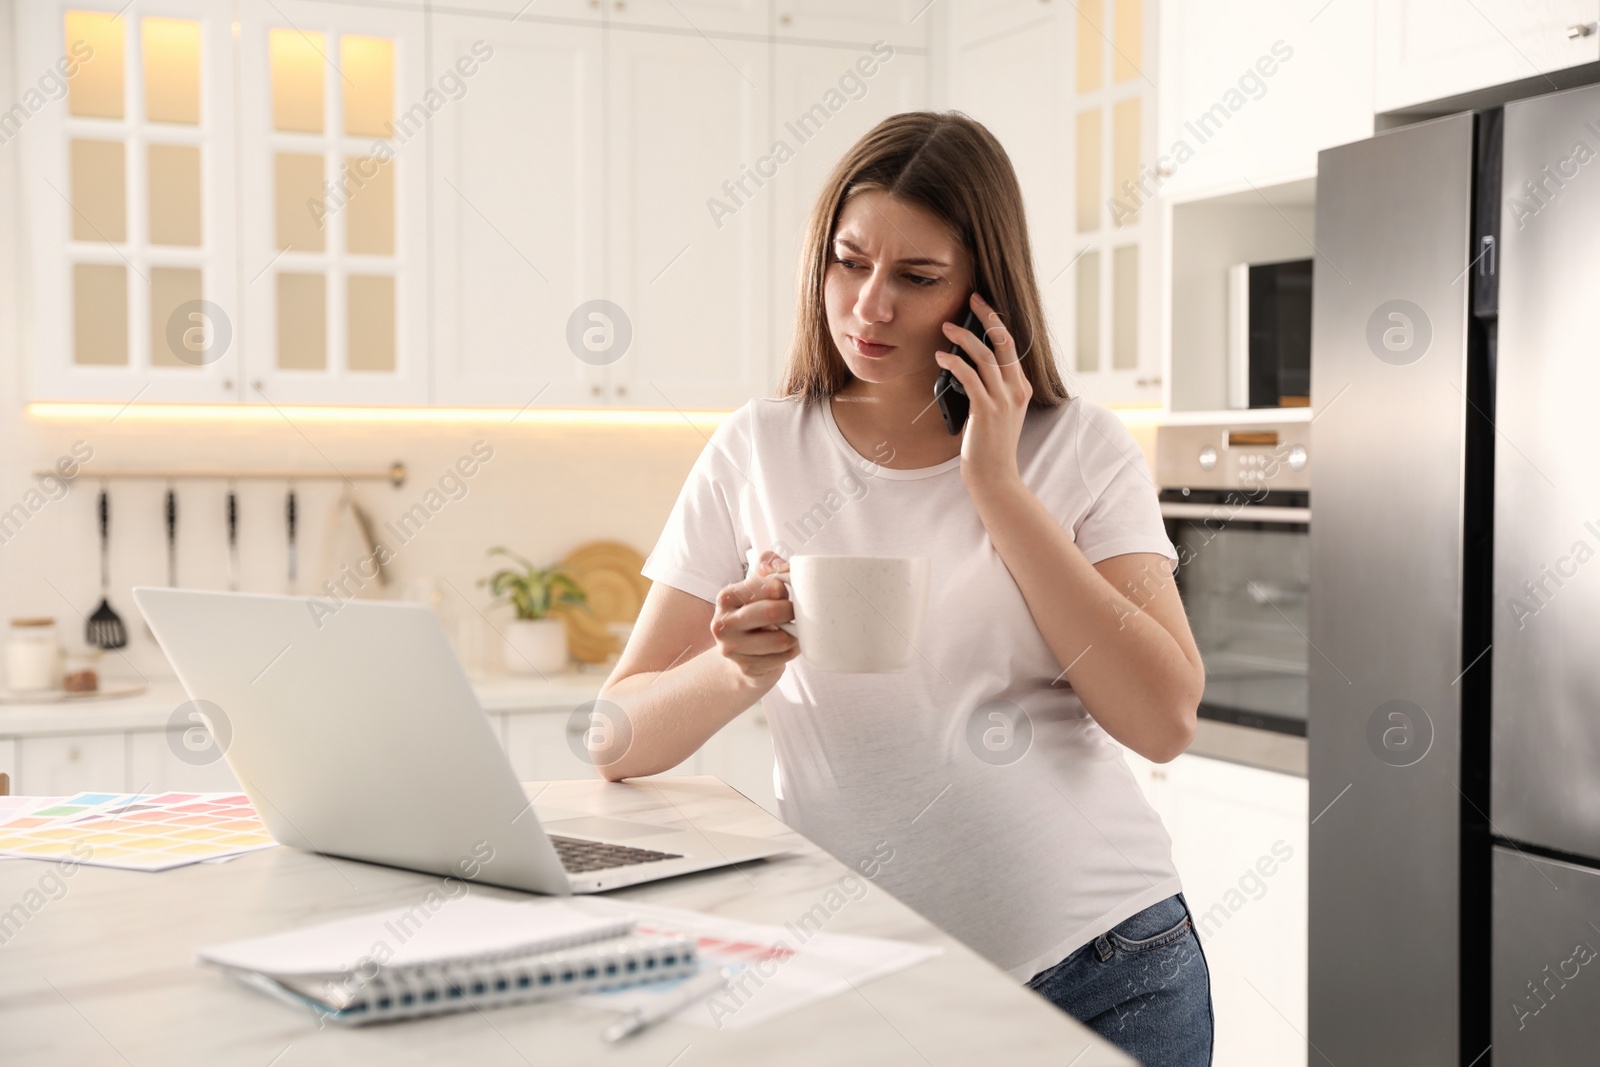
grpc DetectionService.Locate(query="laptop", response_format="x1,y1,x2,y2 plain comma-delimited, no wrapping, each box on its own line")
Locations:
133,587,791,894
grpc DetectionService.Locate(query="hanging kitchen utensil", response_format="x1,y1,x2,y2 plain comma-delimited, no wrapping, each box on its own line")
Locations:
226,483,239,592
165,486,178,587
286,486,298,592
320,485,391,598
347,493,390,589
86,485,127,650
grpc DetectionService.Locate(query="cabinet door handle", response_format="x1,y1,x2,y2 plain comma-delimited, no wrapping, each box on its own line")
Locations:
1567,22,1595,39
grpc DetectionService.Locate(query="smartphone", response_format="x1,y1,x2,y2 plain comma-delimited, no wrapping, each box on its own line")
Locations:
934,306,987,435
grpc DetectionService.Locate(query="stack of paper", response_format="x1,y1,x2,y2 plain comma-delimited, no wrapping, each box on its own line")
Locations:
571,898,943,1030
0,791,278,870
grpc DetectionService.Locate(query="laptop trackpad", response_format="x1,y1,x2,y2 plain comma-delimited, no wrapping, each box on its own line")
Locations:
542,816,674,842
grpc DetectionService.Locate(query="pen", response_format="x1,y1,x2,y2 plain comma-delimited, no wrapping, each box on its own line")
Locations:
601,964,736,1042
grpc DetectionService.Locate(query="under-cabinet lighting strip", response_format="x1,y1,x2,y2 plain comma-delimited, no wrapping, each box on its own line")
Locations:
25,402,731,428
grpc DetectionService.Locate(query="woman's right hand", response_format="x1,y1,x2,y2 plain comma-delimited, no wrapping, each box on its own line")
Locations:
712,550,799,687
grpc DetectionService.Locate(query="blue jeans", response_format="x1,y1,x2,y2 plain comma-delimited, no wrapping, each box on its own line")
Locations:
1025,893,1214,1067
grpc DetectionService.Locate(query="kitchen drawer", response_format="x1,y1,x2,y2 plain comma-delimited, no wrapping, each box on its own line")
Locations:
15,734,127,796
698,709,778,815
502,709,702,784
1125,750,1309,1067
125,730,242,793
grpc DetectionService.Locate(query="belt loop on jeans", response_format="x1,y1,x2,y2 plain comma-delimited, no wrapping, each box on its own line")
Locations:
1094,933,1113,962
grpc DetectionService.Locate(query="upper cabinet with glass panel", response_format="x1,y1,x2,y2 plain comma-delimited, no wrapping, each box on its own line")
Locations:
242,0,423,404
1068,0,1158,404
949,0,1158,409
15,0,421,404
21,1,239,402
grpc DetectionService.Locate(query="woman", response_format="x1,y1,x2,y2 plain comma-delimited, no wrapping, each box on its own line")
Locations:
597,111,1213,1066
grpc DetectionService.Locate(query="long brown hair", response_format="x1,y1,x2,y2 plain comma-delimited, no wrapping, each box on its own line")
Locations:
777,111,1069,406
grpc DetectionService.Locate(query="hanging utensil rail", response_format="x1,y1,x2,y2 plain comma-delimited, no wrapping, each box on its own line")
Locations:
30,464,408,487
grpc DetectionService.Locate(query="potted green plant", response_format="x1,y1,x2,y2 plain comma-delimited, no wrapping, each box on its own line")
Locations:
478,547,590,674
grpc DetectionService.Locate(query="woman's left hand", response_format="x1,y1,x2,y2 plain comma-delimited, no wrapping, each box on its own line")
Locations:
935,291,1032,495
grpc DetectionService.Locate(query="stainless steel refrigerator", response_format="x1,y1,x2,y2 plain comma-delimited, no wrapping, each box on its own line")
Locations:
1310,86,1600,1065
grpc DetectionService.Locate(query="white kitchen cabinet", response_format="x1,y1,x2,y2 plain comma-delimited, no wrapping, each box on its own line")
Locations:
1128,748,1309,1067
18,0,242,404
125,728,242,792
15,0,432,406
431,20,808,411
1155,0,1373,197
503,710,592,784
16,1,933,410
428,15,606,408
1376,0,1600,113
501,708,705,786
943,8,1073,388
603,30,772,410
14,734,127,797
767,41,927,388
428,0,914,44
3,704,775,798
946,0,1165,408
236,0,431,406
773,0,933,47
610,0,768,35
423,0,605,19
948,0,1061,41
699,707,778,814
497,705,778,812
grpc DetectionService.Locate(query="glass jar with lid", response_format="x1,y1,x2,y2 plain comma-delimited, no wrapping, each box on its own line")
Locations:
6,617,63,692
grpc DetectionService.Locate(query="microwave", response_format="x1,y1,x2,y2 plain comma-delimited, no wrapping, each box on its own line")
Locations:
1227,257,1312,409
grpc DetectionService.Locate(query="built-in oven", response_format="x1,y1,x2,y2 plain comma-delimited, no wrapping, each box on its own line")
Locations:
1156,421,1310,736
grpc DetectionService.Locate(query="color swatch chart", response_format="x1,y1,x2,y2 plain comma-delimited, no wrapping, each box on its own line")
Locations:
0,792,279,871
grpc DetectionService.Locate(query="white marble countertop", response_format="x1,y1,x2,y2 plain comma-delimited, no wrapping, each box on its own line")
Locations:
0,775,1133,1066
0,671,610,737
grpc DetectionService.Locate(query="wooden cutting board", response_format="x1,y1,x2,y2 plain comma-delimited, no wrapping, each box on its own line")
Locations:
551,540,651,664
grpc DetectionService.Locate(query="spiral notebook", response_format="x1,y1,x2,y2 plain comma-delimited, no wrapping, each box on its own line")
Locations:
200,897,698,1025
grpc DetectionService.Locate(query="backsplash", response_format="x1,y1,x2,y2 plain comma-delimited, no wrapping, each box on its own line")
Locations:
0,407,711,683
0,396,1157,685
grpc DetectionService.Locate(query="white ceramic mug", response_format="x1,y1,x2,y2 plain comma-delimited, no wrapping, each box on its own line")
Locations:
770,555,931,673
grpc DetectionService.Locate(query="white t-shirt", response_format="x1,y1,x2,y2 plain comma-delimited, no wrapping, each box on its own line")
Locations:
640,393,1183,982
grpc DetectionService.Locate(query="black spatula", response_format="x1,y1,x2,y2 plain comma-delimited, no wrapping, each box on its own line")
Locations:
87,487,126,650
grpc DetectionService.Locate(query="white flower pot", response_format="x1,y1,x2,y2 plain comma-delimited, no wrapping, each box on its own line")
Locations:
504,618,569,675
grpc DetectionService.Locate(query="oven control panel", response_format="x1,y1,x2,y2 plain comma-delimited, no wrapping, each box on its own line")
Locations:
1156,422,1311,492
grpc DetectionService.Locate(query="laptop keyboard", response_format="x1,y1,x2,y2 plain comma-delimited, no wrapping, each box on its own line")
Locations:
548,834,683,873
